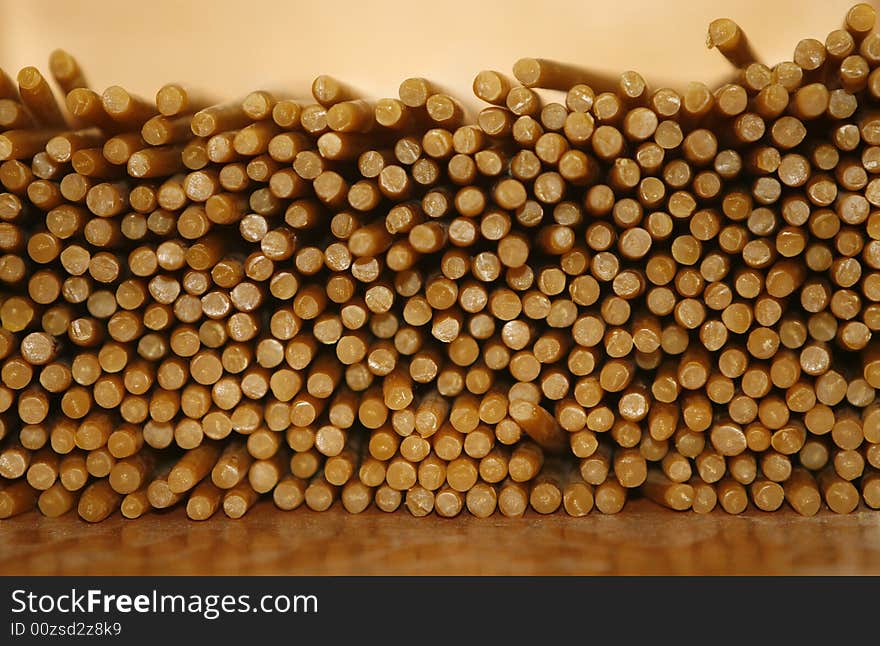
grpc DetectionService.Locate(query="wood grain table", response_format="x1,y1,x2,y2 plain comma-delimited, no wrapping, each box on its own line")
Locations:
2,500,879,575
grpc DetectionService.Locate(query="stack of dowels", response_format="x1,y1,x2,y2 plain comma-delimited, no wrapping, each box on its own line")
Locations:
3,4,880,523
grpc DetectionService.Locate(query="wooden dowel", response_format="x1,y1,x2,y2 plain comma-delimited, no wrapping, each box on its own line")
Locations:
711,477,744,514
508,399,567,451
594,479,627,514
0,68,18,100
690,478,717,514
642,471,694,511
26,448,59,490
0,128,63,161
142,114,192,146
433,485,463,517
496,478,528,517
186,481,223,520
529,459,564,514
403,484,434,517
0,99,35,130
249,452,287,494
223,481,258,518
77,479,121,522
303,472,337,511
513,58,610,92
374,483,402,512
273,475,307,511
784,467,822,516
819,466,860,513
562,467,594,517
17,67,66,127
0,479,38,518
863,470,880,509
119,489,150,519
473,70,511,106
128,145,185,178
64,88,111,130
191,103,250,137
102,86,156,129
37,481,77,517
168,443,221,494
156,83,204,116
707,18,758,67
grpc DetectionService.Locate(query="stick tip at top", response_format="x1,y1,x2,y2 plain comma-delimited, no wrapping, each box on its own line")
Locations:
473,70,508,103
312,75,346,106
16,66,43,90
64,87,92,114
187,497,214,521
512,58,542,87
0,498,15,519
48,49,77,78
846,3,876,34
190,110,216,137
156,84,188,116
398,77,430,108
706,18,740,50
242,91,273,120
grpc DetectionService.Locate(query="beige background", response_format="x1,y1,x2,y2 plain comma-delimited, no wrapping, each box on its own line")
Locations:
0,0,875,109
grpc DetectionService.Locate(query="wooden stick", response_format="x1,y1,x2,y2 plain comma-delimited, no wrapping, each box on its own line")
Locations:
690,479,717,514
119,488,150,519
156,84,205,116
17,67,66,127
37,481,77,518
99,84,153,129
186,481,223,520
819,466,860,513
223,481,258,518
341,479,373,514
594,480,627,514
77,479,121,522
0,480,38,518
191,103,250,137
168,443,221,494
784,467,822,516
863,471,880,509
717,477,748,514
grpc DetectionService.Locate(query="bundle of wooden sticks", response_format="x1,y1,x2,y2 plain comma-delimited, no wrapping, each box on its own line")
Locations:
2,4,880,522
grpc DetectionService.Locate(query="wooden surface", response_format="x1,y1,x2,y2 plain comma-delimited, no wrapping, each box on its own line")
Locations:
2,500,879,575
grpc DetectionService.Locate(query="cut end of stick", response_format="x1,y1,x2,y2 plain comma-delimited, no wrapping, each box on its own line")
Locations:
399,77,430,108
48,50,79,81
126,152,150,178
512,58,542,87
102,86,133,115
706,18,740,50
186,498,215,521
17,66,43,91
846,3,876,35
65,87,94,116
473,70,508,104
242,91,273,120
190,110,217,137
0,136,14,161
45,135,72,162
156,84,188,116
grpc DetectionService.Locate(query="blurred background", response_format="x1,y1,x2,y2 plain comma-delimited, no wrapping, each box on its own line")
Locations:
0,0,872,108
